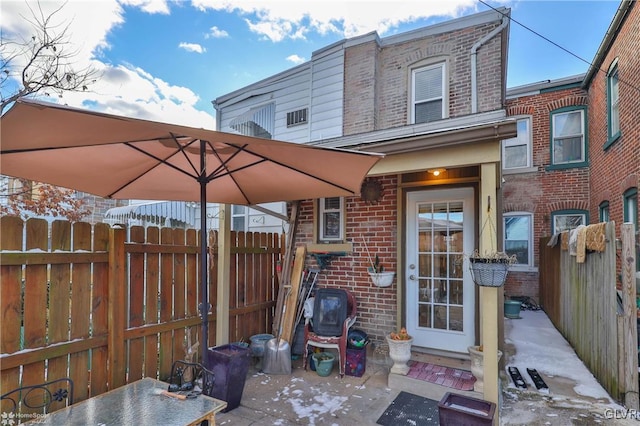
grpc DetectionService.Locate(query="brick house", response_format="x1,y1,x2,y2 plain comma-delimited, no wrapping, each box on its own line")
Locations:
502,0,639,301
502,75,590,300
583,0,638,273
214,7,515,361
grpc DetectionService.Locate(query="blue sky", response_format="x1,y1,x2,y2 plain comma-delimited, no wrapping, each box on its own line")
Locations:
1,1,621,130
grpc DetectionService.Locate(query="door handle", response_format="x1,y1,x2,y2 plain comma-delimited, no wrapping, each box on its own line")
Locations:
409,275,416,281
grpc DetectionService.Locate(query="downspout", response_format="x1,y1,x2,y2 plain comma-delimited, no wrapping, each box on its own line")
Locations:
471,17,509,113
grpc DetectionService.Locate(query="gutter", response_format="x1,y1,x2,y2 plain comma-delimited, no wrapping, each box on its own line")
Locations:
471,16,509,113
582,1,633,88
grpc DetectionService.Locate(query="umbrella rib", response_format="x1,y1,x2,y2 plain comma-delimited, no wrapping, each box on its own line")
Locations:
211,142,359,194
205,141,253,204
102,141,200,198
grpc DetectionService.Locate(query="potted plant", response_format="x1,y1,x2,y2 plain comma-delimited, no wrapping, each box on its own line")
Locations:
467,345,503,393
386,327,413,375
362,237,395,287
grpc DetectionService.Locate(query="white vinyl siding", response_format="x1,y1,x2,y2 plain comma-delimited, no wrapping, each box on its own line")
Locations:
310,49,344,141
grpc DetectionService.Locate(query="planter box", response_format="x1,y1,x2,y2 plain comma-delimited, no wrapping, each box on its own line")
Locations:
438,392,496,425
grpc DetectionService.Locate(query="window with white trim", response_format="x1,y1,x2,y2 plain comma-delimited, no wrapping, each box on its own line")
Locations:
411,63,445,124
319,197,344,241
504,212,533,267
623,188,638,271
232,205,248,231
551,210,587,234
551,108,586,166
502,117,532,170
607,61,620,143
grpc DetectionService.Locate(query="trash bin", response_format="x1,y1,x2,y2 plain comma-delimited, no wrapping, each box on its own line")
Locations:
207,343,251,412
346,329,368,377
438,392,496,425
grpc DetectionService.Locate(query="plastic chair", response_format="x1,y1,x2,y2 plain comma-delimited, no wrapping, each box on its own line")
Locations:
303,289,357,377
1,377,74,414
167,360,215,397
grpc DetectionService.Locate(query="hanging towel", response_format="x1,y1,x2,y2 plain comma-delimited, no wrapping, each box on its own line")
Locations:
585,222,607,252
561,231,570,251
547,232,560,247
576,225,587,263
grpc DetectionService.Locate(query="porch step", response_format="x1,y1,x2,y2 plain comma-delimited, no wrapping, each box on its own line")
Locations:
388,371,482,402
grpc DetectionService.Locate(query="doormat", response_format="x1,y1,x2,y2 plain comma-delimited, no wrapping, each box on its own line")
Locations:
376,391,439,425
406,361,476,391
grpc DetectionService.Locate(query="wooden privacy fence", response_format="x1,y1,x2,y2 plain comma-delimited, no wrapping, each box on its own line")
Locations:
0,216,282,411
539,222,638,407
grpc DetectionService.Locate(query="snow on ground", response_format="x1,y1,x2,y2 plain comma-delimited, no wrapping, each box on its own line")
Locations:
505,309,614,401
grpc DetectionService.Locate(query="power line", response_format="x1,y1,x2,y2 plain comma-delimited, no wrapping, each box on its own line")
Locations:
478,0,640,94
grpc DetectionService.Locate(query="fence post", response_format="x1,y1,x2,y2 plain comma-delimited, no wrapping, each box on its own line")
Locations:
621,223,638,409
108,226,127,389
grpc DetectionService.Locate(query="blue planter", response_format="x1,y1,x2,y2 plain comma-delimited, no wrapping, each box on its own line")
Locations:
504,300,522,319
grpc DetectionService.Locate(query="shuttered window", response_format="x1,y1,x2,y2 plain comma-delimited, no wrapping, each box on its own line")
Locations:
286,108,308,127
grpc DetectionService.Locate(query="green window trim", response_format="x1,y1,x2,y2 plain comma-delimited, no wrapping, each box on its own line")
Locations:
599,201,610,223
606,60,621,148
551,209,589,235
547,106,588,170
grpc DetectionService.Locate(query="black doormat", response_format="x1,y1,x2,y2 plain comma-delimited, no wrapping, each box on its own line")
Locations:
376,391,440,425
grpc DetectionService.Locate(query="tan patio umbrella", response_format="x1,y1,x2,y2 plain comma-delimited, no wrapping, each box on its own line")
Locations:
0,98,383,361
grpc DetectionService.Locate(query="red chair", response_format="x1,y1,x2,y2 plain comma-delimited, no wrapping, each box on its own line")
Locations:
303,289,357,377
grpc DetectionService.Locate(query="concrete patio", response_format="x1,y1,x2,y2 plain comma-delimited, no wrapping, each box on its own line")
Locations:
216,311,638,425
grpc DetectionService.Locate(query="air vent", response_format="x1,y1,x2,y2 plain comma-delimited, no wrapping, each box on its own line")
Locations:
286,108,308,127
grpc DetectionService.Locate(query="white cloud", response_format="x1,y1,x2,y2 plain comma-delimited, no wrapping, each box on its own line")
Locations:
0,0,215,129
179,42,206,53
192,0,479,41
207,26,229,38
286,54,305,65
118,0,171,14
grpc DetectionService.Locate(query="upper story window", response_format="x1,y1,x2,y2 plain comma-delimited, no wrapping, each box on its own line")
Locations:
504,212,533,267
319,197,344,242
411,63,445,124
599,201,610,222
502,117,532,170
232,205,248,231
230,103,275,139
550,107,587,168
551,209,588,234
607,61,620,147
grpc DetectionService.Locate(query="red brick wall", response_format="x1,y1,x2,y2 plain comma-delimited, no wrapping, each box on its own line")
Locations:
503,87,590,301
295,176,398,343
587,2,640,240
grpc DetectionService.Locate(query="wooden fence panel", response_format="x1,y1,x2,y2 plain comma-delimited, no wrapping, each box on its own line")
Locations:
22,219,48,413
539,222,626,403
91,223,109,397
127,226,146,382
0,217,281,411
144,227,160,379
70,222,92,402
48,221,72,413
0,216,23,414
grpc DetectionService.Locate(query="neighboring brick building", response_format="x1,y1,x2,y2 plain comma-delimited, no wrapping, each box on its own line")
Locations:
583,0,639,272
503,75,590,300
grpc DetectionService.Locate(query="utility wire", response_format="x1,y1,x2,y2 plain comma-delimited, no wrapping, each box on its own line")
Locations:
478,0,640,94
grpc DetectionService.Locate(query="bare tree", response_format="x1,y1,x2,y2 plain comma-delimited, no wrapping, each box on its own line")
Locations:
0,1,99,113
1,1,97,220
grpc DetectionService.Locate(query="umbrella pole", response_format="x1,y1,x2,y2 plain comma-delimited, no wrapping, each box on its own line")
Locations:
200,141,209,365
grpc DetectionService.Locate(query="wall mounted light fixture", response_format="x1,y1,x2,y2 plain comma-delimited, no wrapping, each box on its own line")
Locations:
428,169,446,177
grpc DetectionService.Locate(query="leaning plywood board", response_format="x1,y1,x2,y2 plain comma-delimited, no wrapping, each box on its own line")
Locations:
280,245,306,344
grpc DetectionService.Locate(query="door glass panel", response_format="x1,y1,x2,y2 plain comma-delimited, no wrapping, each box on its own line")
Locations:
415,200,464,333
419,304,432,328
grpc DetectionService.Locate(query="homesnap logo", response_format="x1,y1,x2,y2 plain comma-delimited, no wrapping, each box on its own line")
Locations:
1,412,47,425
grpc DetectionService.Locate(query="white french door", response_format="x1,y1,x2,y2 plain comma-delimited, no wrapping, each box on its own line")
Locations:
406,188,475,353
